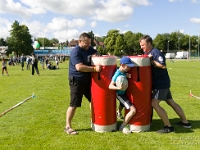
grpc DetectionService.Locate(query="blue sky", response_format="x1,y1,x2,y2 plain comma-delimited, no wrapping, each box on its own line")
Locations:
0,0,200,42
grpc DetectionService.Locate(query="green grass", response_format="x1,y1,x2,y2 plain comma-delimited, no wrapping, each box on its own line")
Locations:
0,59,200,150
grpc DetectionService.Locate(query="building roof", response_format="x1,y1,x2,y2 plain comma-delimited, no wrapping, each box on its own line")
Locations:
68,40,78,47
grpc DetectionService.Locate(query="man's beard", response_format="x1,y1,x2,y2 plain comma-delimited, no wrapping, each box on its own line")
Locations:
82,46,89,50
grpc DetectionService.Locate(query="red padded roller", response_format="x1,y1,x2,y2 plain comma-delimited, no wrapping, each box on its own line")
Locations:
91,56,117,132
125,56,152,132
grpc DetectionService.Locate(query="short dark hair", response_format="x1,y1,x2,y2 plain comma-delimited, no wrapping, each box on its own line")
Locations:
139,35,153,45
79,32,91,40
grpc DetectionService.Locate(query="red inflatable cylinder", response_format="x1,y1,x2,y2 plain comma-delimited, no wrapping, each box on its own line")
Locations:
91,56,117,132
125,56,152,132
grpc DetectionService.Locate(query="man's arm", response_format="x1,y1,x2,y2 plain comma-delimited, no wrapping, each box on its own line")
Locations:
75,63,101,72
148,53,166,69
152,60,166,69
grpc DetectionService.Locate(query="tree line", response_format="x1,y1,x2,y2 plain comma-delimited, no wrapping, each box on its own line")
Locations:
96,30,200,56
0,20,199,56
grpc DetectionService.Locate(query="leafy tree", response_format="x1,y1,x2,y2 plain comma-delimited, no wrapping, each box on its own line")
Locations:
114,34,126,56
97,46,106,55
88,31,95,47
132,32,144,54
96,36,106,42
123,32,143,55
7,20,33,55
104,29,120,55
153,34,166,51
168,32,179,50
36,38,50,48
172,31,185,51
93,36,106,55
0,38,7,46
133,32,144,52
124,31,134,55
50,38,59,46
190,35,198,50
181,35,190,50
179,34,198,51
65,40,69,46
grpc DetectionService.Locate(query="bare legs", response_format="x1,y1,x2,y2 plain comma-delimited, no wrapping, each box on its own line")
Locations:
166,99,188,123
152,98,189,127
121,105,136,126
66,106,77,128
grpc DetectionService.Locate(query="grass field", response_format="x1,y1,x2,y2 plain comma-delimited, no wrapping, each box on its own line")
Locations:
0,59,200,150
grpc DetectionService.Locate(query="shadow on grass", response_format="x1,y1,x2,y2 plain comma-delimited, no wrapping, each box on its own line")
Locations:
117,120,123,129
58,67,69,69
12,74,53,77
35,73,64,76
76,128,93,132
75,120,124,133
150,118,199,133
73,118,198,134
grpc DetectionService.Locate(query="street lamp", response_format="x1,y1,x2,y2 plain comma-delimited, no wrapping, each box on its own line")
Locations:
189,34,190,59
167,40,170,53
198,34,199,59
178,37,180,51
43,38,45,50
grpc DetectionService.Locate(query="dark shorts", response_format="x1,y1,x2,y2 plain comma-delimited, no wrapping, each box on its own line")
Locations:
116,94,133,109
21,62,24,67
152,88,172,101
68,76,91,107
2,66,7,70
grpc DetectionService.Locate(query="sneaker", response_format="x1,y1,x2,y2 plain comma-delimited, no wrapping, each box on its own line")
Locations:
119,125,131,134
174,121,191,128
117,112,124,119
157,126,174,133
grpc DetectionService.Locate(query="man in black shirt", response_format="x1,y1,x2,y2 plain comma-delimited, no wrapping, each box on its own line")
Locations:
140,35,191,133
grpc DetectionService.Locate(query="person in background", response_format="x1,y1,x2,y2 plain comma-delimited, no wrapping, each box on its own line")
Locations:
139,35,191,133
2,58,9,76
55,56,59,69
21,54,25,71
31,53,40,76
41,56,45,69
109,56,136,134
45,57,49,69
26,56,31,70
65,32,101,135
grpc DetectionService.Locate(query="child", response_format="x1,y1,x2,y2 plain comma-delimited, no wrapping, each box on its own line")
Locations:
2,58,9,76
117,102,124,119
109,56,136,134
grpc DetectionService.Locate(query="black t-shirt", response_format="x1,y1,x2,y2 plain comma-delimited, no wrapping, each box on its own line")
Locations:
69,46,97,83
145,48,170,89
